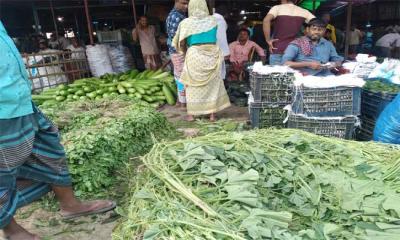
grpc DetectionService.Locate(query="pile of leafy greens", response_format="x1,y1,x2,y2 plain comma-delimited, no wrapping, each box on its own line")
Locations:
40,97,172,198
363,80,400,95
114,129,400,240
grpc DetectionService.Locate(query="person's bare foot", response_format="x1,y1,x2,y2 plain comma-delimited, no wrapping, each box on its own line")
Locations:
180,103,187,110
60,200,115,219
209,113,217,122
3,219,41,240
185,115,195,122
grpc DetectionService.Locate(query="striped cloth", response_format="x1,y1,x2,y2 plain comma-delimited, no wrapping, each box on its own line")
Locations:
0,104,71,228
171,53,186,104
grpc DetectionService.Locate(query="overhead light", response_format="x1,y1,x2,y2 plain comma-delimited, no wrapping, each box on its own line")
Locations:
243,16,247,20
93,32,97,35
240,10,246,15
57,16,64,22
104,23,108,26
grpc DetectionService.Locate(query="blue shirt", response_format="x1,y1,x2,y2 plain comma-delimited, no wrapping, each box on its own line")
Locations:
0,21,33,119
166,8,186,54
281,37,344,76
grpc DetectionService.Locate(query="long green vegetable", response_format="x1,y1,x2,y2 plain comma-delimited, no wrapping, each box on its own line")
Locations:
33,69,178,108
114,129,400,239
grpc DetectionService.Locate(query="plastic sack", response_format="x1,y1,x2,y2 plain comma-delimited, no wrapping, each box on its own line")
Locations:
373,93,400,144
86,44,114,77
369,59,400,84
108,45,135,73
24,52,68,92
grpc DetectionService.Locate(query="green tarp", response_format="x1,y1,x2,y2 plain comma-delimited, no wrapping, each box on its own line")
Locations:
299,0,326,11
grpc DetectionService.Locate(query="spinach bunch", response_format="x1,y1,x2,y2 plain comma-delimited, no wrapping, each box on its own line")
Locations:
115,129,400,240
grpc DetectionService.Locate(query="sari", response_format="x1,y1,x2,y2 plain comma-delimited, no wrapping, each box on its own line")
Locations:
172,0,230,115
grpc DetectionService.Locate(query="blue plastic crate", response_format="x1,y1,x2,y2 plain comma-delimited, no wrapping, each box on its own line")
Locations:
361,89,397,121
288,114,358,140
250,72,294,104
292,86,361,117
250,102,288,129
356,116,376,141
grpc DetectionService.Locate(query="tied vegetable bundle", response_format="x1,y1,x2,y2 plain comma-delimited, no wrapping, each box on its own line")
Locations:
114,129,400,240
32,69,177,108
41,98,172,197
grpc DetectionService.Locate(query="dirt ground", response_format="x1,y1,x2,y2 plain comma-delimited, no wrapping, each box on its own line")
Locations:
0,105,249,240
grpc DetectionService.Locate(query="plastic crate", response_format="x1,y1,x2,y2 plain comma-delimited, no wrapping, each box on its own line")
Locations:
361,89,397,120
356,116,376,141
226,82,250,107
287,114,358,140
250,102,288,129
249,72,294,104
97,30,129,44
292,86,361,117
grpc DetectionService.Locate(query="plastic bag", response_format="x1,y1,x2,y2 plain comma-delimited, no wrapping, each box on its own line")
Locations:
373,93,400,144
108,45,135,73
86,44,114,77
369,59,400,84
24,52,68,91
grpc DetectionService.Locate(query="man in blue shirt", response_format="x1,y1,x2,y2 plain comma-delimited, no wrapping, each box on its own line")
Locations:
0,21,115,240
282,18,344,76
166,0,188,107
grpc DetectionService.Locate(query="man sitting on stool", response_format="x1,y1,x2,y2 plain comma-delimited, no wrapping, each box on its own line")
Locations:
282,18,343,76
228,29,266,81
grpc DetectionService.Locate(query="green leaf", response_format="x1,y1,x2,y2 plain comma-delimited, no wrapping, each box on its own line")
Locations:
266,175,282,187
143,225,161,240
133,189,154,199
383,190,400,217
227,169,259,185
289,192,306,207
225,184,259,207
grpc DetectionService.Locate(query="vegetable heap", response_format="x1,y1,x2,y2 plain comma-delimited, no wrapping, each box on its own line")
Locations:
363,80,400,95
32,69,177,108
114,129,400,240
41,97,172,197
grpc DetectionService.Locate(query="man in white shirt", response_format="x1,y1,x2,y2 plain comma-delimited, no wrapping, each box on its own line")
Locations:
375,30,400,58
48,32,70,50
66,38,86,60
213,6,230,79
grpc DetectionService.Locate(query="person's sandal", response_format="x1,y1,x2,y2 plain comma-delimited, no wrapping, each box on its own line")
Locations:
61,201,116,220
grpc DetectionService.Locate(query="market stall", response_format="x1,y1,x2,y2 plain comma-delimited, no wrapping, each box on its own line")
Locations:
23,50,90,92
247,55,399,143
3,1,400,239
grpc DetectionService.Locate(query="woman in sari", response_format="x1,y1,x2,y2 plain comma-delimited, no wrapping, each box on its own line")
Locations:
172,0,231,122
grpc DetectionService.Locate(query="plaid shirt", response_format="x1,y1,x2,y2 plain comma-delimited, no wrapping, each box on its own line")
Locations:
166,8,186,54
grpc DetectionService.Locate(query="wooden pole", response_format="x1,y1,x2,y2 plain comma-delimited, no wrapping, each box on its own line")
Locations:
131,0,138,26
83,0,94,45
74,13,80,39
208,0,215,13
32,2,41,34
312,0,316,14
344,0,353,59
49,0,59,37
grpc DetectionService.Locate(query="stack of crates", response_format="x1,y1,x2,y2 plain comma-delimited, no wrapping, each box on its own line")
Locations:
288,83,362,140
249,72,294,128
357,89,397,141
